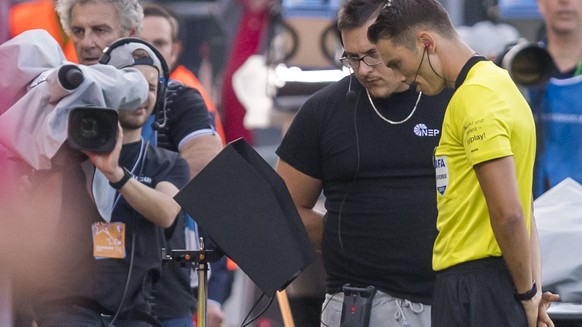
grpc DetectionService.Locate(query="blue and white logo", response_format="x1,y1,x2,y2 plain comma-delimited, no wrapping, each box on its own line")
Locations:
414,123,440,137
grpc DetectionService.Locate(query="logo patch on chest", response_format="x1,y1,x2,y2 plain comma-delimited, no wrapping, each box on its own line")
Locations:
414,123,440,137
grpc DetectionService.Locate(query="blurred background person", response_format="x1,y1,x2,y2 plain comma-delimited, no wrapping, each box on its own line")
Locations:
0,1,8,43
220,0,273,144
140,3,232,327
527,0,582,198
142,2,226,145
55,0,142,65
528,2,582,326
9,0,78,61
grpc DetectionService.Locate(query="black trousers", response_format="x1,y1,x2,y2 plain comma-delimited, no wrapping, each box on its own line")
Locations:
432,256,527,327
34,297,162,327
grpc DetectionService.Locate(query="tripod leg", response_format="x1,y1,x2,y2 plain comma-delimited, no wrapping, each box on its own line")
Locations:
197,263,208,327
276,290,295,327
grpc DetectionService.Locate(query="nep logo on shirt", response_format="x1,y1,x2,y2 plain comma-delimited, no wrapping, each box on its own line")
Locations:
414,123,440,137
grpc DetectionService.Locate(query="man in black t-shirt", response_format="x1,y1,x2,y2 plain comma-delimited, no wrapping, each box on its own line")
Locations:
275,0,452,325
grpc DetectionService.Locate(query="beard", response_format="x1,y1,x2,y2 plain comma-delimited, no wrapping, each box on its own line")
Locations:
118,111,148,130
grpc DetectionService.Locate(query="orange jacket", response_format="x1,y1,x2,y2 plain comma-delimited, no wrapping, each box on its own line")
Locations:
10,0,78,62
170,65,226,144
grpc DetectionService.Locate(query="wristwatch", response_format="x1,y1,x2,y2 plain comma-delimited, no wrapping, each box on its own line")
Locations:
109,167,132,190
514,281,537,301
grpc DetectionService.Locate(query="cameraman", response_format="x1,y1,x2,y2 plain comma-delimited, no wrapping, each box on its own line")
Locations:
55,2,228,326
33,40,189,326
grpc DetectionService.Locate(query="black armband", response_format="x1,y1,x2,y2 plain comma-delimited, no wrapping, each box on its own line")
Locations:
514,281,537,301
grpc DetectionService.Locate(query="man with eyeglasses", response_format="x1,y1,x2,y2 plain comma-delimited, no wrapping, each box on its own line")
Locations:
275,0,452,325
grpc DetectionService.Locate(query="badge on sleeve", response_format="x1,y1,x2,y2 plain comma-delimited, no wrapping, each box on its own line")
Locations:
434,155,449,195
92,222,126,259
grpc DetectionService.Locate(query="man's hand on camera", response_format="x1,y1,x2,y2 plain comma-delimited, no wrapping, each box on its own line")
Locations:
83,124,124,182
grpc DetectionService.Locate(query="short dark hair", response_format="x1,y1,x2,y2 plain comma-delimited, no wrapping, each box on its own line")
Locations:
337,0,385,32
368,0,455,48
142,2,181,42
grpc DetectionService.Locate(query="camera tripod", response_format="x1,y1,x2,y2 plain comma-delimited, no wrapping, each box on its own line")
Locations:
162,237,223,327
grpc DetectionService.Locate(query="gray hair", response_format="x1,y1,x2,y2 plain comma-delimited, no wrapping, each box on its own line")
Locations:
55,0,144,36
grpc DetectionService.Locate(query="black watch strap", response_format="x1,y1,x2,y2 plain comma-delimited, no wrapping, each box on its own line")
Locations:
109,167,132,190
514,281,537,301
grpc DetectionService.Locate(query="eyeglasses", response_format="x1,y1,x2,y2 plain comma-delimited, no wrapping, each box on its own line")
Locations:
339,52,383,69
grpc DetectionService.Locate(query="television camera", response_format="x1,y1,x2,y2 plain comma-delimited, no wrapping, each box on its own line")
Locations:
0,29,148,170
496,38,554,87
58,64,121,154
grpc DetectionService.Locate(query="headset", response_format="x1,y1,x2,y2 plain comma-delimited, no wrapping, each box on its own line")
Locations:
99,37,170,131
419,38,457,84
340,50,357,101
346,71,357,101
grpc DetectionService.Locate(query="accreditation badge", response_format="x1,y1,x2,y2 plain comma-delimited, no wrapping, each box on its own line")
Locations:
92,222,125,259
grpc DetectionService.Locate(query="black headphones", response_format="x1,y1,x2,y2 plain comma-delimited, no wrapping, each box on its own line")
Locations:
99,37,170,130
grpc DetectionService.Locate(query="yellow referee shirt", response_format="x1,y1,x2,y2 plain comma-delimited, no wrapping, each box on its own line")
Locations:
433,60,536,271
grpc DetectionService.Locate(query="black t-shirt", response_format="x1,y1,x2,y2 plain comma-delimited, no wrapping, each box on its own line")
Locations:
33,142,189,316
156,80,215,152
94,140,189,313
276,76,452,304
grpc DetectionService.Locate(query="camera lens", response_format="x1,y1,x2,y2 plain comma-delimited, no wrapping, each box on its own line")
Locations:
499,40,554,86
68,107,118,152
509,46,553,86
79,116,100,140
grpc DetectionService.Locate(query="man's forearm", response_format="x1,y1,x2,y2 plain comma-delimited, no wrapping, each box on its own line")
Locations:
491,211,533,293
180,134,223,178
116,178,182,228
298,207,325,251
